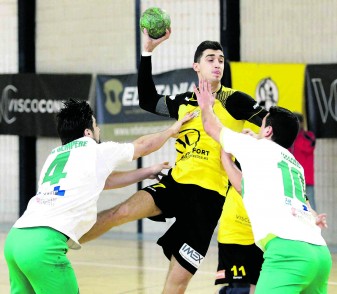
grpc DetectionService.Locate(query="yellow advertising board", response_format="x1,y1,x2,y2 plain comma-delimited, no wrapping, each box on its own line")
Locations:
230,62,306,132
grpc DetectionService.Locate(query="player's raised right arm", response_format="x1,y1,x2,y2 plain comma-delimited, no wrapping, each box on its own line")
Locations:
138,29,171,114
137,54,162,113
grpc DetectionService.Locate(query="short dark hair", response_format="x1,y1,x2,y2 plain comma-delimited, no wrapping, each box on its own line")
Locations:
293,112,303,123
56,99,94,145
193,41,223,63
265,106,299,149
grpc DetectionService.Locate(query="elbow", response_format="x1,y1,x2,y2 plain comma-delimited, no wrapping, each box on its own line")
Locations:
132,144,150,160
138,94,146,110
138,96,145,110
138,93,155,112
139,103,152,113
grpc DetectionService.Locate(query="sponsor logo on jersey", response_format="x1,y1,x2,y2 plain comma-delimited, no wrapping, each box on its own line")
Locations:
184,96,197,102
179,243,204,268
151,183,166,189
236,214,251,224
36,197,56,206
176,128,210,161
54,185,66,196
176,129,200,154
147,183,166,192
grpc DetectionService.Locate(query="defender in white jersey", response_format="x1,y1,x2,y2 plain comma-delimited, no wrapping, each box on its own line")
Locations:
195,79,332,293
4,99,193,294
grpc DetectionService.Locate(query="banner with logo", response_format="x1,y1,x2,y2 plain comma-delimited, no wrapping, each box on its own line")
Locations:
230,62,306,112
0,74,92,137
305,64,337,138
96,68,197,141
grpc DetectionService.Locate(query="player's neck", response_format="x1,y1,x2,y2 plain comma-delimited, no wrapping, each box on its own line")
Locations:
211,83,221,94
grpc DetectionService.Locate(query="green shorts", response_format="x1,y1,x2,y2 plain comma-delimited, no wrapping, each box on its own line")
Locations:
256,237,332,294
4,227,79,294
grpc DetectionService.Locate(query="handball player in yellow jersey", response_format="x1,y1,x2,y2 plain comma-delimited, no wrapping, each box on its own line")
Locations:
80,30,267,293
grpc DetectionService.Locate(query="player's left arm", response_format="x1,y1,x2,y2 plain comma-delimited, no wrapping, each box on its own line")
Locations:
225,91,268,126
132,111,195,159
221,149,242,194
104,162,171,190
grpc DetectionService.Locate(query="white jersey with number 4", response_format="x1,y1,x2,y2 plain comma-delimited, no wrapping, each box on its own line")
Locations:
14,137,134,249
219,128,326,251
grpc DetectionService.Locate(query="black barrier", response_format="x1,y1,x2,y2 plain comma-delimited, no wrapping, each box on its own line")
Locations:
0,74,92,137
96,69,198,141
96,69,197,124
306,64,337,138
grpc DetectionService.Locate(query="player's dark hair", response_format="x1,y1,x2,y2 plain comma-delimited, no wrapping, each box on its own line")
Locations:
56,99,94,145
293,112,303,123
265,106,299,149
194,41,224,62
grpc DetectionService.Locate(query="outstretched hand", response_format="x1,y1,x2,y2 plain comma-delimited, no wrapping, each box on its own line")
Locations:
143,28,171,52
315,213,328,229
147,162,171,181
169,111,196,138
193,79,215,110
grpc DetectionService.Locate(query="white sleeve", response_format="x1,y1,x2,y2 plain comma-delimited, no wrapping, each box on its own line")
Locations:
219,127,255,161
98,141,134,171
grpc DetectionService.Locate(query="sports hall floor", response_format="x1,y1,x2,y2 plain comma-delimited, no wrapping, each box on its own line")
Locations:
1,224,336,293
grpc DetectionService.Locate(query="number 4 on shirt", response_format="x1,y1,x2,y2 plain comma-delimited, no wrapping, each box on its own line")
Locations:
42,151,70,185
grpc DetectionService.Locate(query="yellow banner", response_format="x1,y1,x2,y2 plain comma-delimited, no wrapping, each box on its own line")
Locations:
230,62,306,113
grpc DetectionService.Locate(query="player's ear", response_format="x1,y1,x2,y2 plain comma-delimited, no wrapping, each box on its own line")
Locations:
84,128,92,137
192,62,199,72
264,126,273,138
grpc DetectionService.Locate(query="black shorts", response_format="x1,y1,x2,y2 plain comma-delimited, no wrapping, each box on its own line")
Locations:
142,173,225,275
215,243,264,285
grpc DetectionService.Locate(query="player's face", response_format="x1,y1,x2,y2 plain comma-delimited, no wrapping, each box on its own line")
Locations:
193,49,224,85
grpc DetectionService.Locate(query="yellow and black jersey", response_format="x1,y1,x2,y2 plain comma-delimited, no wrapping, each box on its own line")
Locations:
138,55,267,196
218,186,254,244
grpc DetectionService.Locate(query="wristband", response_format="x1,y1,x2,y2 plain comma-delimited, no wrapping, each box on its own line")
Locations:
142,51,153,57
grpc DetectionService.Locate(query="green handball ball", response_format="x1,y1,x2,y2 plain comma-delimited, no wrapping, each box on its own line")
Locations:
140,7,171,39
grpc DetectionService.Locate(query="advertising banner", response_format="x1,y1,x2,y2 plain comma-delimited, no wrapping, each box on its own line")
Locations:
0,74,92,137
96,68,197,141
230,62,306,132
305,64,337,138
230,62,306,112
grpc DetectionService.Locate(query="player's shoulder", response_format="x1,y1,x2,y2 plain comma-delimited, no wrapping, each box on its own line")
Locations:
226,87,253,99
166,91,198,105
216,86,254,106
221,86,236,95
